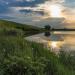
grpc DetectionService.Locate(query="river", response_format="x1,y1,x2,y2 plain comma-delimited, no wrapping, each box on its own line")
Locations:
25,31,75,54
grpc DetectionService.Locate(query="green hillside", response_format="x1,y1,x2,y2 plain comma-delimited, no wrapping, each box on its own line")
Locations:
0,20,75,75
0,20,43,36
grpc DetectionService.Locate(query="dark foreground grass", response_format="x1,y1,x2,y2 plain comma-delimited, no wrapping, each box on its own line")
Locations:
0,36,75,75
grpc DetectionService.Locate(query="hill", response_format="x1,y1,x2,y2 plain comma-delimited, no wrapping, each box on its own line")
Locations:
0,20,43,36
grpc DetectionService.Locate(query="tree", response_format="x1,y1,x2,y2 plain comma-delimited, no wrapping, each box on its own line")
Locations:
44,25,51,30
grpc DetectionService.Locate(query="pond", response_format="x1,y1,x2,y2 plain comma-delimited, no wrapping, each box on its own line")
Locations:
25,31,75,54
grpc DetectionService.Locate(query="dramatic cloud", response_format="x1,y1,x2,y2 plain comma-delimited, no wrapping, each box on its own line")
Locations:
0,0,75,26
16,0,35,2
51,0,65,3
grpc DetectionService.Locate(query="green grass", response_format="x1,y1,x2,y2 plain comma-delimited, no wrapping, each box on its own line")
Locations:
0,20,75,75
0,20,43,36
0,36,75,75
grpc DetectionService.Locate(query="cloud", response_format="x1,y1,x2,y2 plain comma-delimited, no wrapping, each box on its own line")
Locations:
0,0,65,19
51,0,65,3
0,0,75,26
16,0,35,2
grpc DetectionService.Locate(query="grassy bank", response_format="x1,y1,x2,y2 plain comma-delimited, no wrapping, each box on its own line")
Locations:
0,20,43,36
0,36,75,75
0,20,75,75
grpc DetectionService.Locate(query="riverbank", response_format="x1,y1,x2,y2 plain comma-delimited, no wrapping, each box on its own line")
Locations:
0,20,75,75
0,20,43,37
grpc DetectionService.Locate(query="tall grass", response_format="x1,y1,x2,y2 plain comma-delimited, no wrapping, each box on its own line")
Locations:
0,20,75,75
0,35,75,75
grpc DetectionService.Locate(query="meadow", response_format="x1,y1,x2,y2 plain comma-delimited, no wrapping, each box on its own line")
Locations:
0,20,75,75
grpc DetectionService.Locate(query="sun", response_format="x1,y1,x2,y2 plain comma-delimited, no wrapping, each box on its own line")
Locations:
50,4,62,17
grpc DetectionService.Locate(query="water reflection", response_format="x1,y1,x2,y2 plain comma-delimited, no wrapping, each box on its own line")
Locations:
25,31,75,53
44,32,51,37
47,41,65,53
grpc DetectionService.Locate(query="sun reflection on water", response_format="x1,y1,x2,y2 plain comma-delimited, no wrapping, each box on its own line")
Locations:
51,42,58,48
47,41,65,53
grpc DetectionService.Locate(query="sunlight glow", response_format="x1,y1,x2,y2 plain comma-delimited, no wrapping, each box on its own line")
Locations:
51,42,57,48
50,5,62,17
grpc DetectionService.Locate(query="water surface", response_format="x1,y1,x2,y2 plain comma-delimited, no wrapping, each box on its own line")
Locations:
25,31,75,53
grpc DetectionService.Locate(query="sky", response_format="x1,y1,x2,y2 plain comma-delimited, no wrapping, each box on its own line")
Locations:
0,0,75,27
